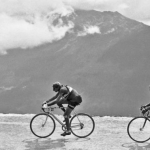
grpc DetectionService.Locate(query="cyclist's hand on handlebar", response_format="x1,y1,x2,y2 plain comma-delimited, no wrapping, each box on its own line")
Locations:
42,101,49,108
42,103,48,109
42,101,47,105
140,105,146,110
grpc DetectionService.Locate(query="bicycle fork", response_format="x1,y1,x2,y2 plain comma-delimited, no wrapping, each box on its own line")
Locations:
42,115,49,127
140,118,147,131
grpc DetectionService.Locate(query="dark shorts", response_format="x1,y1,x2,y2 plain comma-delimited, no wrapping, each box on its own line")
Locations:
68,95,82,109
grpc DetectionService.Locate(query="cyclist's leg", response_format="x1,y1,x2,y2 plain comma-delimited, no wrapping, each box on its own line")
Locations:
64,105,74,131
57,103,65,112
61,105,75,136
57,99,68,112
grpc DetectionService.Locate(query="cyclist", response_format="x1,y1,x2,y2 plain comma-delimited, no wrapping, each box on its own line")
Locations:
141,103,150,115
43,82,82,136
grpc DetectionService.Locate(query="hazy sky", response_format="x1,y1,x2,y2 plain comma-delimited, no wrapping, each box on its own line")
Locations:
64,0,150,25
0,0,149,54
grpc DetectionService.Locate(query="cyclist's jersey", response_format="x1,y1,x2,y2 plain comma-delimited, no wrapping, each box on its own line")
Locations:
59,85,82,104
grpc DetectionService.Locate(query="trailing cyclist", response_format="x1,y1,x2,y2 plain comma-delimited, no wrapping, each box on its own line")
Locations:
141,104,150,115
43,82,82,136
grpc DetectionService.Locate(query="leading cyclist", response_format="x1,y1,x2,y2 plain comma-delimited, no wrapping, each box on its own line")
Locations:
43,82,82,136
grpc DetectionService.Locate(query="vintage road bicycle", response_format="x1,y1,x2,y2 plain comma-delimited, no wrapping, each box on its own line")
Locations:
127,106,150,143
30,105,95,138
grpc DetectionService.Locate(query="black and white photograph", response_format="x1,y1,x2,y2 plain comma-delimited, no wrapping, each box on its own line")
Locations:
0,0,150,149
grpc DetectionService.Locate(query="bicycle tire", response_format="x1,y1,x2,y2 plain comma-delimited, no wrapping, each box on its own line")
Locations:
30,113,56,138
70,113,95,138
127,116,150,143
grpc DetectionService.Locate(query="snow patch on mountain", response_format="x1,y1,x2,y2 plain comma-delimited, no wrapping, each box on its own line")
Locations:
104,28,115,34
77,25,101,36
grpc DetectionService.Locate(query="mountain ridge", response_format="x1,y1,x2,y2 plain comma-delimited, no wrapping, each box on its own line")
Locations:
0,10,150,116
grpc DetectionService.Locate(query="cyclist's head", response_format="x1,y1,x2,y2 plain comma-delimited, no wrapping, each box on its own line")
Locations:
52,82,62,92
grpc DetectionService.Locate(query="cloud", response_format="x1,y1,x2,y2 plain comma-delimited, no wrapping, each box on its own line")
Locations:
0,0,74,54
0,0,66,15
0,13,74,54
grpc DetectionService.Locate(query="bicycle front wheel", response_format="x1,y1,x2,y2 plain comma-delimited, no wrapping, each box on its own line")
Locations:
127,116,150,143
30,113,56,138
70,113,95,138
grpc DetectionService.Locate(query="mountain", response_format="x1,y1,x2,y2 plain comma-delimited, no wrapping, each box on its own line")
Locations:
0,10,150,116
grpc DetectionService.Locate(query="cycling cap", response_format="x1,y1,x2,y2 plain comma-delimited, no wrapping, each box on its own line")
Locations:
52,82,62,89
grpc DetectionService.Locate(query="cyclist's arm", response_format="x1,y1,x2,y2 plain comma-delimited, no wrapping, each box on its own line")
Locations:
55,92,63,103
47,99,57,106
45,88,66,106
46,93,59,103
145,103,150,107
47,92,64,106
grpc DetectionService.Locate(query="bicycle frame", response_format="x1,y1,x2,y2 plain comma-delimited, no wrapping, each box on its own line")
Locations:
49,112,64,126
42,106,81,127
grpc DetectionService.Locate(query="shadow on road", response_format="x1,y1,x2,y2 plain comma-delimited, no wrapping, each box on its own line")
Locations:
23,137,90,150
122,142,150,150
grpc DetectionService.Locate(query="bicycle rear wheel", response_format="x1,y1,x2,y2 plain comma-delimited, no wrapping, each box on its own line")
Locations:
127,116,150,143
70,113,95,138
30,113,56,138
